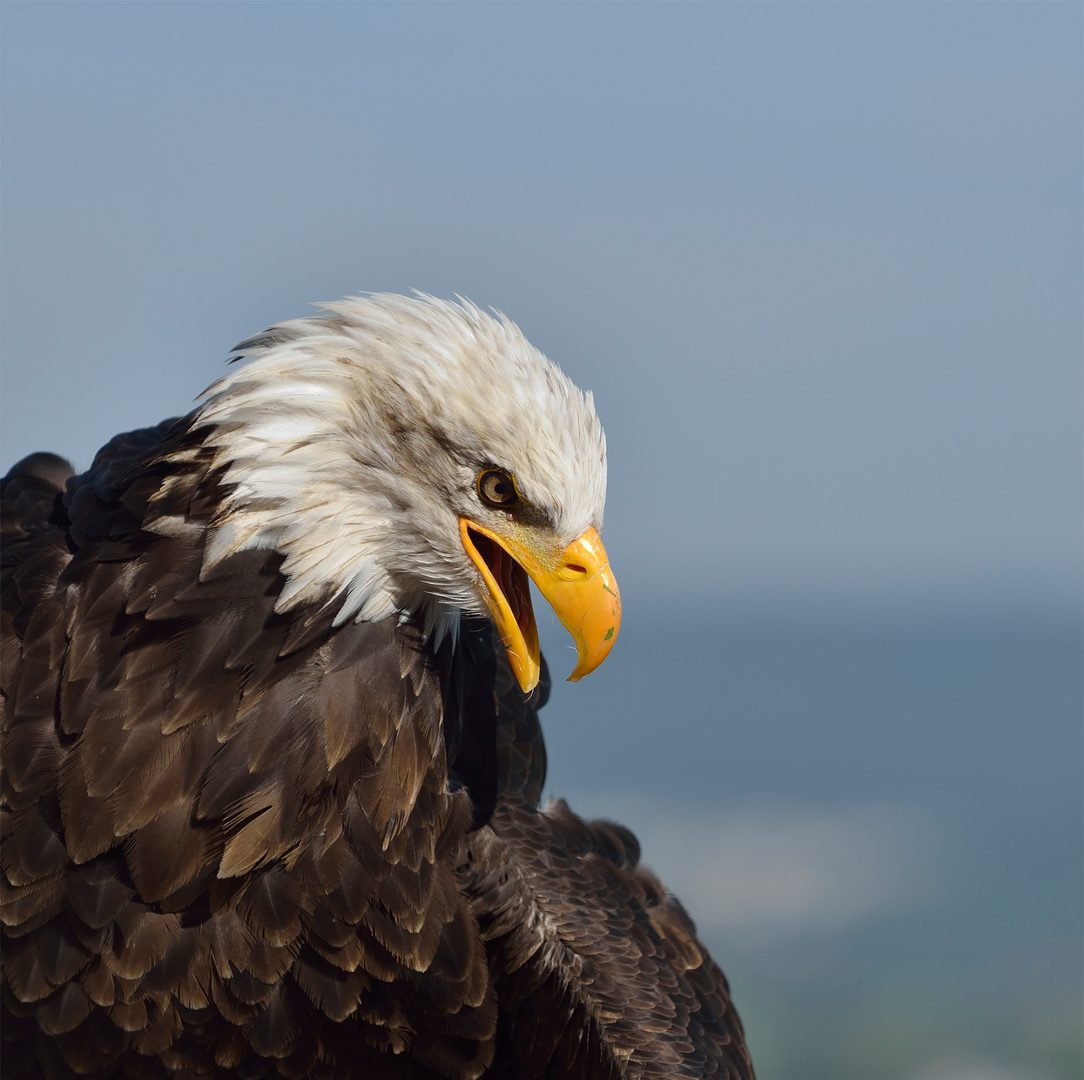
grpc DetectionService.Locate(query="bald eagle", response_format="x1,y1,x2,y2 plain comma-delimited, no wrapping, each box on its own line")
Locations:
1,295,753,1079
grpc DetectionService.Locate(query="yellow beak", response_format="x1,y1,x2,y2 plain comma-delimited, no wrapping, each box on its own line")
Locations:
459,519,621,693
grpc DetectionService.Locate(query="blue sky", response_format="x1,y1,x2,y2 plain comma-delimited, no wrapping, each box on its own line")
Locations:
3,1,1080,614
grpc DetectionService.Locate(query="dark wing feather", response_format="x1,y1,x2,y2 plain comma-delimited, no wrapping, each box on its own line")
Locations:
2,430,494,1079
463,797,754,1079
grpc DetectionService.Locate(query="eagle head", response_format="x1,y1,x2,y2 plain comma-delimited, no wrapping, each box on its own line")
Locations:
189,293,620,692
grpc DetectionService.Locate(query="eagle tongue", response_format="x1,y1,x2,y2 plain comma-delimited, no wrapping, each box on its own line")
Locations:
470,529,532,634
496,544,532,633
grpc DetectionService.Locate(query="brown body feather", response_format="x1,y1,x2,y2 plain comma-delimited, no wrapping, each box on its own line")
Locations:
2,425,754,1078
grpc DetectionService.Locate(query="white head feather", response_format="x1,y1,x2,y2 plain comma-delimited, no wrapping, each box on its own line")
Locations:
180,294,607,637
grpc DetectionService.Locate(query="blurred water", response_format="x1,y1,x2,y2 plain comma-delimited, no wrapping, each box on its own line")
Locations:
536,600,1083,1080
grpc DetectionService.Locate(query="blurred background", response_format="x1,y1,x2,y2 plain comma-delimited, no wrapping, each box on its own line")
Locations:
2,4,1080,1078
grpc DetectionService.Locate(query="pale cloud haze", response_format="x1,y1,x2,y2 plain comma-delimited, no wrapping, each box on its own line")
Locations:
555,796,933,935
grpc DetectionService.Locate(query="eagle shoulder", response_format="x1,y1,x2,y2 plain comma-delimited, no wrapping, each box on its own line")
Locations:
462,799,754,1079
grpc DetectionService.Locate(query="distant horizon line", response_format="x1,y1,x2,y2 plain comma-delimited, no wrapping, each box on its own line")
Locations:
572,582,1083,627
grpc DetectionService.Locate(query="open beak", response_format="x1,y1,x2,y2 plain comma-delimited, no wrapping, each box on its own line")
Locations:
459,519,621,693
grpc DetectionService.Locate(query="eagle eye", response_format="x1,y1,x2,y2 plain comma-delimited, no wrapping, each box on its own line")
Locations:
477,469,520,509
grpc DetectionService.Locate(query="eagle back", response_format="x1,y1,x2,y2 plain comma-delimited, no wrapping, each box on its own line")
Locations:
1,423,544,1079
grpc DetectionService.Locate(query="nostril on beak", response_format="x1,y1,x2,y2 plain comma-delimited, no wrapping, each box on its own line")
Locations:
566,563,587,575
